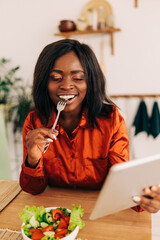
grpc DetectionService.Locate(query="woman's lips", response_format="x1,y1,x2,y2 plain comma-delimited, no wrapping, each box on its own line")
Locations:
58,94,77,103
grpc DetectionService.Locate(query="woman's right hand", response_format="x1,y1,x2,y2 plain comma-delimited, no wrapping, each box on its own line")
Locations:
26,128,58,168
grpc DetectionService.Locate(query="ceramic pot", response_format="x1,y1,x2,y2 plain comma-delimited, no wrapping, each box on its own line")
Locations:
59,20,76,32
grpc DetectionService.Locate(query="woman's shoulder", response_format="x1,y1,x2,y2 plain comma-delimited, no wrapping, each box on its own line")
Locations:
98,104,126,127
26,109,39,120
102,104,119,118
24,109,44,129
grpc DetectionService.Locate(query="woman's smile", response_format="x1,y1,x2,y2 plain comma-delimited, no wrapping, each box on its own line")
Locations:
58,94,78,103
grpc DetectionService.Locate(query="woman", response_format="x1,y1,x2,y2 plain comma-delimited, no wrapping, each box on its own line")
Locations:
20,39,160,213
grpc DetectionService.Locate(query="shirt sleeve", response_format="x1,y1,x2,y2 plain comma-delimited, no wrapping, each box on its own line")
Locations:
108,107,129,165
131,206,144,212
19,113,48,195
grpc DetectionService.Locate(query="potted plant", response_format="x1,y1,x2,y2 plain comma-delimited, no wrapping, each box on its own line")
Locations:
0,57,33,132
9,85,34,133
0,58,21,104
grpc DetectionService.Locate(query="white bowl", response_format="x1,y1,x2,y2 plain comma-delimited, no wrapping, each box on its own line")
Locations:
21,207,79,240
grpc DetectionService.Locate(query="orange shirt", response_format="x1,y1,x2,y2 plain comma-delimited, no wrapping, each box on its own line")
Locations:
20,106,129,195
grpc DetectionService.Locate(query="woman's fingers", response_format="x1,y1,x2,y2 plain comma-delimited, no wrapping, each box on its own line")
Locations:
140,196,160,213
27,128,58,141
143,185,160,200
26,128,59,161
132,184,160,213
26,128,58,147
140,202,159,213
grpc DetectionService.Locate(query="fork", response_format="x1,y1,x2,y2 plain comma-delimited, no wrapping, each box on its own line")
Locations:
52,100,66,130
44,100,66,153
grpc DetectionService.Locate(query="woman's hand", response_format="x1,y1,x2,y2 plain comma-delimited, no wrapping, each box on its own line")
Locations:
132,185,160,213
26,128,58,168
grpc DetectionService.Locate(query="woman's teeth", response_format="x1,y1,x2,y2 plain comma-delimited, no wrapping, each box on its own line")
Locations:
59,95,76,101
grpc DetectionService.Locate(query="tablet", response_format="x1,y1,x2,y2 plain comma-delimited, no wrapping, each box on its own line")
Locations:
90,154,160,220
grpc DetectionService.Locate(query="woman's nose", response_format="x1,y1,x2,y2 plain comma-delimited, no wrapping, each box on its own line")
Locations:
59,77,73,90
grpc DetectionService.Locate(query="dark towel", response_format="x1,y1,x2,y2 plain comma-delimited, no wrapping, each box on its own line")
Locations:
150,101,160,138
133,100,150,136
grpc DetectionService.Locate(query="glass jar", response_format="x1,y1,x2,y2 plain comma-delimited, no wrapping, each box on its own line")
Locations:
76,18,87,31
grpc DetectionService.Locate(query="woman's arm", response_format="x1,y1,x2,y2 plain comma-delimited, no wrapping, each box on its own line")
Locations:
19,113,57,194
108,107,129,165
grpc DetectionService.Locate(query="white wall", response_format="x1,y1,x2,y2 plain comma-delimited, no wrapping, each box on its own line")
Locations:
1,0,160,168
1,0,160,94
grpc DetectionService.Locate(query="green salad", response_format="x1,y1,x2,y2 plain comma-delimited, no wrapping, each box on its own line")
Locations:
19,204,85,240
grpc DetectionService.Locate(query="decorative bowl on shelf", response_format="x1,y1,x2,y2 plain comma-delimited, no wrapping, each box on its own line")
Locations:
58,20,76,32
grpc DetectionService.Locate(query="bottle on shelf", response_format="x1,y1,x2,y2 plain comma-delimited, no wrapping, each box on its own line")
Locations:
86,8,98,31
97,6,106,30
92,8,98,30
86,8,93,30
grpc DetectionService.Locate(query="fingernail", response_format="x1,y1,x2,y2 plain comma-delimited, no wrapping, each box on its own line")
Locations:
52,129,58,133
144,188,151,194
158,184,160,187
151,186,158,191
132,196,141,203
52,134,57,140
46,138,53,142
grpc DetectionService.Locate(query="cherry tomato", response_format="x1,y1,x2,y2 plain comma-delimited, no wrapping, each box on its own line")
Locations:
31,229,45,240
64,216,70,225
52,209,65,222
41,225,54,232
55,228,68,239
57,218,68,229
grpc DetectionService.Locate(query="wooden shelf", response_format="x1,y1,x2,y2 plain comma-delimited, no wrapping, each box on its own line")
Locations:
54,28,121,55
110,94,160,99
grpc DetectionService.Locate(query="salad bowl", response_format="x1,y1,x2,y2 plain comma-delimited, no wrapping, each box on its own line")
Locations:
21,206,81,240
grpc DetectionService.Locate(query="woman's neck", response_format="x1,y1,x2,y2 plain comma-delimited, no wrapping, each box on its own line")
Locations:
59,108,83,137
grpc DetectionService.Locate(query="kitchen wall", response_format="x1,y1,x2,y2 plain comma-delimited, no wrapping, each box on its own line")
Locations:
0,0,160,175
1,0,160,94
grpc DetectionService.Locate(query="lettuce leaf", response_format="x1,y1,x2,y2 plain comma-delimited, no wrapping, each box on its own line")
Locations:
22,225,32,238
19,205,46,224
68,204,85,231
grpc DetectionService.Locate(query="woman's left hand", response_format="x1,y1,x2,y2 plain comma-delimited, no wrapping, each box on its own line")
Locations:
132,184,160,213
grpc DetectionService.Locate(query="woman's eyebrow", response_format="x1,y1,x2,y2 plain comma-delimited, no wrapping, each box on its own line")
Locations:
50,69,62,74
71,70,85,74
50,69,85,74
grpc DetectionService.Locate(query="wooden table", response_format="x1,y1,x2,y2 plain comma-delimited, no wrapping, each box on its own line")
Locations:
0,184,151,240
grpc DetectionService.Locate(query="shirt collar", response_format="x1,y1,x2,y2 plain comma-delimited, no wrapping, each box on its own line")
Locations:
47,107,91,130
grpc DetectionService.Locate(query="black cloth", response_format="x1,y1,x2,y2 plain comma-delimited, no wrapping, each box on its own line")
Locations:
133,100,150,136
150,101,160,138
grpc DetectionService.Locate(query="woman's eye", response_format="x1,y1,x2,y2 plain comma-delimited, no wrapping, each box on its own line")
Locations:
50,76,62,81
73,76,85,81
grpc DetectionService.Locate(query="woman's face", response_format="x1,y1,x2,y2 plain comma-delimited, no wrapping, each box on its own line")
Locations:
48,51,87,114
